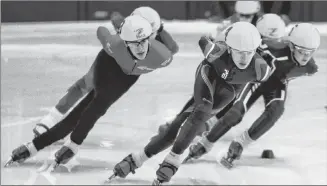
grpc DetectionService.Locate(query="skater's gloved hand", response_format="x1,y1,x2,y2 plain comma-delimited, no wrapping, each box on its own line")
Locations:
279,14,291,26
110,12,125,32
157,22,164,33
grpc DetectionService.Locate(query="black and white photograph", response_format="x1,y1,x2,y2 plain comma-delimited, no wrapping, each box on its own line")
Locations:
1,1,326,185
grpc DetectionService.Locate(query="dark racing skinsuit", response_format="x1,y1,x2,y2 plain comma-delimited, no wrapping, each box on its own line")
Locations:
205,42,318,144
53,26,178,115
32,27,174,150
141,36,271,160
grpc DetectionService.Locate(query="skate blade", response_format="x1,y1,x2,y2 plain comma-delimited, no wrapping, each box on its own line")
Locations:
45,162,59,173
182,156,192,164
4,157,13,167
220,157,233,169
152,179,162,186
106,173,117,182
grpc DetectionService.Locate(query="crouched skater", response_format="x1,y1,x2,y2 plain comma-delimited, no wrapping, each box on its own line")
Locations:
5,15,176,171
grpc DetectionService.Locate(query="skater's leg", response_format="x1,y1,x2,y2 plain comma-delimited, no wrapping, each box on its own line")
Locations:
222,81,287,168
247,82,287,140
155,64,235,183
113,98,194,178
183,82,262,162
34,60,95,135
32,89,96,151
206,82,262,142
54,50,140,165
69,76,139,145
5,90,95,166
144,111,191,158
32,50,112,150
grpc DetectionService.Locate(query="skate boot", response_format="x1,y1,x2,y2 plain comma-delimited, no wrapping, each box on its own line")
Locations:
183,132,214,164
111,154,138,180
108,150,150,181
49,140,79,171
153,152,180,185
107,149,149,182
153,160,178,185
220,141,243,169
4,142,37,167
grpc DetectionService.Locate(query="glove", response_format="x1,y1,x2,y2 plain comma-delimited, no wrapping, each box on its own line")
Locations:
157,22,164,33
110,11,125,32
280,14,291,26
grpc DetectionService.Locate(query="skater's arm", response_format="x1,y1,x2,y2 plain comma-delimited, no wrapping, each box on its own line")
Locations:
97,26,115,55
305,59,319,75
254,53,272,82
287,58,318,79
155,26,179,55
69,55,119,145
199,36,227,63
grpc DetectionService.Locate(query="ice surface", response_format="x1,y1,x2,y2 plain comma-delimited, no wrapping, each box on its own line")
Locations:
1,21,327,185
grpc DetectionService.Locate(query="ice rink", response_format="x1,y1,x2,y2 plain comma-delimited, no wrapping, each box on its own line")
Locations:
1,21,327,185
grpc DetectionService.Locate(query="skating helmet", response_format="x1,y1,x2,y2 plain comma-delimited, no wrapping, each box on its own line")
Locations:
119,15,152,42
225,22,262,69
119,15,152,60
287,23,320,65
235,1,261,15
131,6,161,33
256,13,286,39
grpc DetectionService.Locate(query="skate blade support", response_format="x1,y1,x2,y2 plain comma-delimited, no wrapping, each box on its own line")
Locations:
4,157,14,167
46,161,60,172
182,155,192,164
220,157,233,169
104,170,120,184
105,172,117,183
152,179,163,186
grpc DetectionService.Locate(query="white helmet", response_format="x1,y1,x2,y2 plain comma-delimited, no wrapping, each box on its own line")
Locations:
288,23,320,49
256,14,286,39
131,6,161,33
225,22,262,51
119,15,152,42
235,1,261,15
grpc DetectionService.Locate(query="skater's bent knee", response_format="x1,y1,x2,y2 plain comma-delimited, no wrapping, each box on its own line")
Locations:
224,107,244,127
266,101,285,117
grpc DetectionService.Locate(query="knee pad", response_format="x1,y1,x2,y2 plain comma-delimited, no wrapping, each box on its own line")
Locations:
156,113,189,141
191,99,213,123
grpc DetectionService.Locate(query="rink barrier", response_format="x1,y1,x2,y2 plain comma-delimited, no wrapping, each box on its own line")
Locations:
2,20,327,36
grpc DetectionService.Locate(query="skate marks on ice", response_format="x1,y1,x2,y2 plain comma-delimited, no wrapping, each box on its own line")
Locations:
212,151,319,185
2,157,114,185
184,154,288,168
182,152,303,185
2,157,113,174
104,177,218,185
